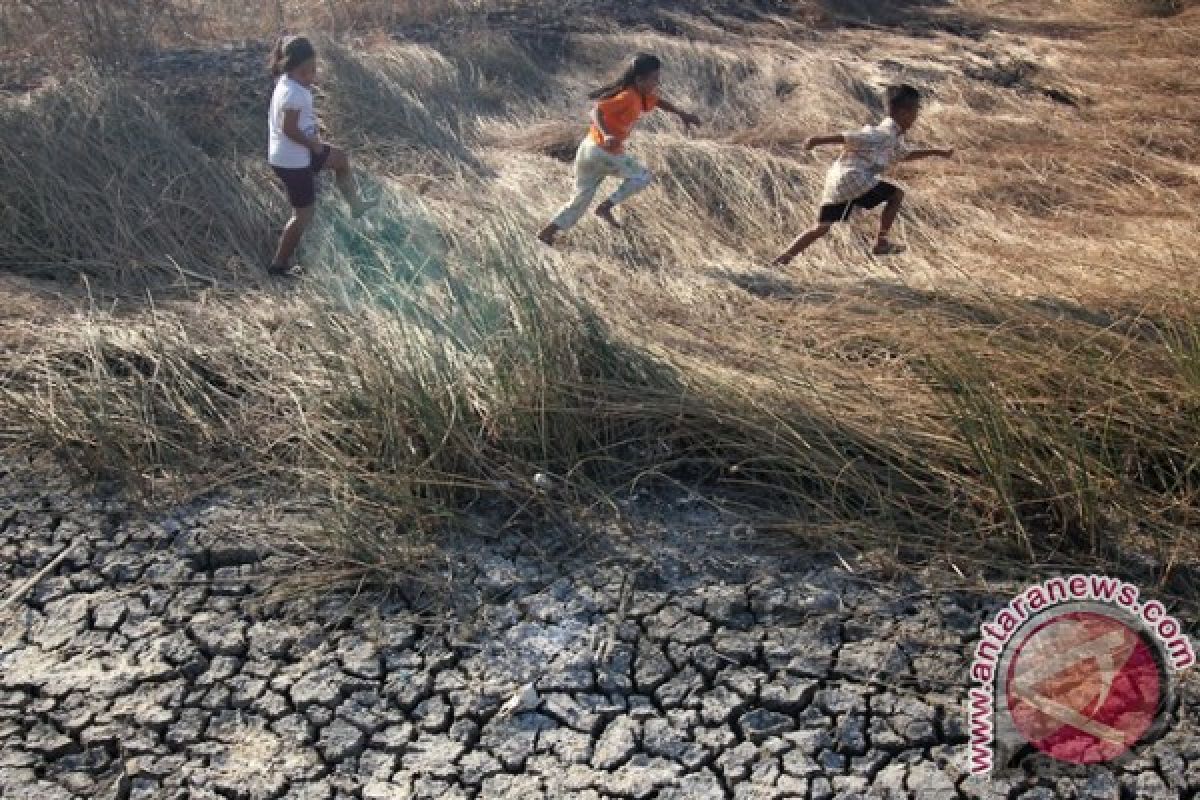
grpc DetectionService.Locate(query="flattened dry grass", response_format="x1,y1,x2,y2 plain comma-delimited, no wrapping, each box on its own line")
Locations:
2,0,1199,600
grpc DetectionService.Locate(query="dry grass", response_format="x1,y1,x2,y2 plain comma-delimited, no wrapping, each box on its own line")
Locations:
0,1,532,60
0,73,275,284
2,0,1198,601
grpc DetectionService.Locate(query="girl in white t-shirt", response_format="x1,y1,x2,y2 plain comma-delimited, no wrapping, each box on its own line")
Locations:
267,36,375,276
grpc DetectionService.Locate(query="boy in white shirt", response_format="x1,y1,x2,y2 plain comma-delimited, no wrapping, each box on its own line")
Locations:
773,84,954,264
267,36,374,276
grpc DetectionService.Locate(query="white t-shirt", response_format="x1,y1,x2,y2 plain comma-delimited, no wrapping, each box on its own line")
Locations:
821,117,911,205
268,76,318,169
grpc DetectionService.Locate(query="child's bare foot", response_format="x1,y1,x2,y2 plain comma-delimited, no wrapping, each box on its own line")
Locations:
537,223,559,246
872,238,906,256
594,201,622,230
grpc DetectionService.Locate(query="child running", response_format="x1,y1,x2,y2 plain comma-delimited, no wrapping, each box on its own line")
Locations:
773,84,953,265
537,53,701,246
267,35,375,277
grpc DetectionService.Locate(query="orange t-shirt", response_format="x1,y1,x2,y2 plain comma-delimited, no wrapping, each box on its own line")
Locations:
589,88,659,154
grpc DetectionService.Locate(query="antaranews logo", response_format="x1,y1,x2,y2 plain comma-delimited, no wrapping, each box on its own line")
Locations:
967,575,1195,775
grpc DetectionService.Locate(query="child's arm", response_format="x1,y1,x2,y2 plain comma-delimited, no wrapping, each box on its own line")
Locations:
589,106,619,149
901,147,955,162
656,96,702,129
804,135,846,150
282,109,323,155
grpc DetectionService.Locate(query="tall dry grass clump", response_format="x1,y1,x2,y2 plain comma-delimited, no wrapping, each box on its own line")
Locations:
918,308,1200,567
0,181,693,569
317,41,478,172
8,259,1196,585
0,72,276,284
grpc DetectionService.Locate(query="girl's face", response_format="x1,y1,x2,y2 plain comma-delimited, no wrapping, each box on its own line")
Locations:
635,69,661,95
292,58,317,87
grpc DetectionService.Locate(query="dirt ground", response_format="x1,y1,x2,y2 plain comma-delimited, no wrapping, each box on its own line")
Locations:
1,455,1197,799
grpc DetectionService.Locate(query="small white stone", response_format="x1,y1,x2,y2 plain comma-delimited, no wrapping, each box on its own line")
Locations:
496,683,540,718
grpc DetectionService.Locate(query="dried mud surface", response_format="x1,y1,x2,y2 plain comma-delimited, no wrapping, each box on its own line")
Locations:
1,459,1196,800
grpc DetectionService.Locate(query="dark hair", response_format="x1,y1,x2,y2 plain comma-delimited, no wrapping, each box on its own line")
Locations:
589,53,663,101
885,84,920,115
270,35,316,78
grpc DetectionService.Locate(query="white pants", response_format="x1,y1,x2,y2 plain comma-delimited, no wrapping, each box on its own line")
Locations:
551,139,654,230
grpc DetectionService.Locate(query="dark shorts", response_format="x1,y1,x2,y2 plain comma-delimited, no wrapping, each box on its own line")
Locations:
272,145,332,209
818,181,899,224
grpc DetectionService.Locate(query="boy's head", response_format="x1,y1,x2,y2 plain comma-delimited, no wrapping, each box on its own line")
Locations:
885,84,921,130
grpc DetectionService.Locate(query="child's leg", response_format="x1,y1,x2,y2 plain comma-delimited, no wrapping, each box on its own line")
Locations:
773,224,832,266
325,147,375,217
873,187,905,253
540,142,609,243
548,180,602,232
596,155,653,228
271,205,315,272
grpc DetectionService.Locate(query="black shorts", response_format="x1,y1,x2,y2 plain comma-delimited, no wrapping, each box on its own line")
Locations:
272,145,331,209
818,181,899,224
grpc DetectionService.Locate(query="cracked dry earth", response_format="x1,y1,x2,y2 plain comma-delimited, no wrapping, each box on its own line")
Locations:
1,462,1197,800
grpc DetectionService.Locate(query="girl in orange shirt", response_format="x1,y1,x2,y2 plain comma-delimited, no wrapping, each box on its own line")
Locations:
538,53,701,245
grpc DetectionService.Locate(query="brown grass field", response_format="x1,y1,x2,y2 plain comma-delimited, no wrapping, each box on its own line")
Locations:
0,0,1197,603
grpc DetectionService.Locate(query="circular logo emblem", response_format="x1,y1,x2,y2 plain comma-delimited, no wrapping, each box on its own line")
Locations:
1004,609,1163,764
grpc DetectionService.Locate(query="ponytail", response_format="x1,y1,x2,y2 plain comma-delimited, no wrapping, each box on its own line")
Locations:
589,52,662,101
269,37,286,78
270,35,316,79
